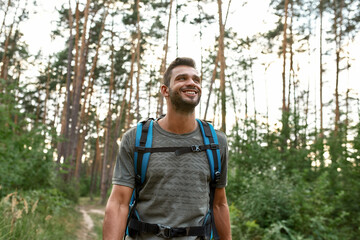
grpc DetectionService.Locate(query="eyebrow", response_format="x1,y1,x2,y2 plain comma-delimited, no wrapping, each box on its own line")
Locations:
175,73,201,81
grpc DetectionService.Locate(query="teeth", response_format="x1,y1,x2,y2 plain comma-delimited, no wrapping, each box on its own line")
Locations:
184,91,196,95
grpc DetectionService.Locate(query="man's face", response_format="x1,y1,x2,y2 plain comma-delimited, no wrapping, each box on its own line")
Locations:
167,65,202,113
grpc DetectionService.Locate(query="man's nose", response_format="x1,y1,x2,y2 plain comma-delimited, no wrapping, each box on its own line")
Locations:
185,77,199,86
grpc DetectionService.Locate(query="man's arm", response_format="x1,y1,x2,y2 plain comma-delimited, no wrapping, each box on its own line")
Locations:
103,185,133,240
213,187,232,240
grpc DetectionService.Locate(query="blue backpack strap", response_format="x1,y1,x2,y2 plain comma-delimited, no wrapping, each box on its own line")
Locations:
134,119,154,185
126,119,154,239
196,119,221,240
196,119,221,182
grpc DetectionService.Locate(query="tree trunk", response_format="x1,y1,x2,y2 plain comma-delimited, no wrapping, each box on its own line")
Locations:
135,0,141,121
90,118,102,200
43,60,51,125
75,9,108,180
74,1,80,82
334,0,344,135
67,0,91,181
204,52,219,120
57,0,74,170
100,23,116,205
282,0,289,113
126,43,136,129
157,0,173,117
319,0,324,135
0,21,14,80
217,0,226,132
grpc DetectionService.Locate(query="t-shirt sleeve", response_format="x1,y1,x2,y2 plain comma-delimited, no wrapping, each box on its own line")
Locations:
112,127,137,188
216,130,228,188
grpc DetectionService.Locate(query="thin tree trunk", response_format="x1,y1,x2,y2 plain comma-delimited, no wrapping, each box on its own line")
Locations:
74,1,80,82
43,60,51,125
126,43,136,129
334,0,344,135
100,25,116,205
108,68,132,183
57,0,74,169
135,0,141,121
204,52,219,120
67,0,91,181
175,0,179,57
217,0,226,132
157,0,173,117
282,0,289,113
281,0,290,152
319,0,324,135
249,57,257,136
287,0,294,112
90,118,102,200
75,10,108,179
0,22,14,80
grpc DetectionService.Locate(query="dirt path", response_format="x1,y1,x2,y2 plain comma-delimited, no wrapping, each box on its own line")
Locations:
76,198,105,240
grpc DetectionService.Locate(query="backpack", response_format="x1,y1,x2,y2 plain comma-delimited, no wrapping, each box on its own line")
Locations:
125,118,221,239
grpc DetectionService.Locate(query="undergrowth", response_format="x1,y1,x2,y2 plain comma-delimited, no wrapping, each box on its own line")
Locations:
0,189,81,240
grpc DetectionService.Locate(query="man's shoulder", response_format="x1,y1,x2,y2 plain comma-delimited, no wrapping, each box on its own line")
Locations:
121,125,137,144
215,129,227,146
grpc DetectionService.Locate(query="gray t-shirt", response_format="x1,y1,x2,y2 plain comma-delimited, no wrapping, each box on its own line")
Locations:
112,121,228,240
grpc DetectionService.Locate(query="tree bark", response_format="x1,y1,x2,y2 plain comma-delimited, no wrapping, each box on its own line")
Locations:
43,60,51,125
75,9,108,180
67,0,91,181
319,0,324,135
135,0,141,121
217,0,226,132
157,0,173,117
334,0,344,135
126,43,136,129
90,117,102,200
57,0,74,170
204,52,220,120
282,0,289,113
100,22,116,205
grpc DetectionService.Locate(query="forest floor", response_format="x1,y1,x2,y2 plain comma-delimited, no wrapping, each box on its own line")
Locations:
76,197,105,240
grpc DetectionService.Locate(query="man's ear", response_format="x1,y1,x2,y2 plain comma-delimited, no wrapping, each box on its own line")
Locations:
160,84,169,97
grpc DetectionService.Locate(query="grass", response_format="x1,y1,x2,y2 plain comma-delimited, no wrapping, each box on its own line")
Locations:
0,190,82,240
89,213,104,240
78,196,105,240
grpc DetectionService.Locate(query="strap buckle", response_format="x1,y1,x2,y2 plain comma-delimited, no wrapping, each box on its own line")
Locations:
156,224,172,238
214,171,221,183
210,143,218,150
191,145,201,152
136,146,146,152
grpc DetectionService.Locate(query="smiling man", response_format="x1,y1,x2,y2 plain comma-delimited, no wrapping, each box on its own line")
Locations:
103,57,231,240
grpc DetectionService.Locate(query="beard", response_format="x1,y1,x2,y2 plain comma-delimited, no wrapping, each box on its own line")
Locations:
168,86,201,113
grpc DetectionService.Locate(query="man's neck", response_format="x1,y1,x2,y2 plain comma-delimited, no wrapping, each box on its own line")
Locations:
158,109,197,134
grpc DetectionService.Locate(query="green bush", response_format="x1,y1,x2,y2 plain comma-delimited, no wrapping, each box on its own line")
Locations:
0,189,81,239
0,90,55,197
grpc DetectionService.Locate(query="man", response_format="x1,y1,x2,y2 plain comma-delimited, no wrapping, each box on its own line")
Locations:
103,57,231,240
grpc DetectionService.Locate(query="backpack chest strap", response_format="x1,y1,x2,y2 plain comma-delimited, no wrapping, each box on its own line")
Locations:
135,143,219,156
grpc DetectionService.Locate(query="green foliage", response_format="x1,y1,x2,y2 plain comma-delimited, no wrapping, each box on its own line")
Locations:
228,114,360,240
0,87,55,197
0,189,80,239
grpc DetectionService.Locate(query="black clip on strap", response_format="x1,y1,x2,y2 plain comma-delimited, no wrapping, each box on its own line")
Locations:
156,224,172,238
191,145,202,152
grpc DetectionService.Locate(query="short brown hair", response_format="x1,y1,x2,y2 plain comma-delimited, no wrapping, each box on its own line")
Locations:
163,57,196,87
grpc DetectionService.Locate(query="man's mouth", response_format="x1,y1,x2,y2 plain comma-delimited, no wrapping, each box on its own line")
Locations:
181,87,199,96
183,90,197,95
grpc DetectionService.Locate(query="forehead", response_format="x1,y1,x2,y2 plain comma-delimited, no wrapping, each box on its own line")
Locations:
171,65,198,78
